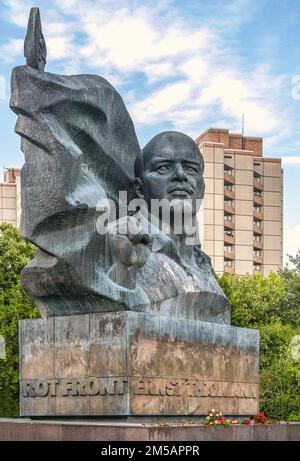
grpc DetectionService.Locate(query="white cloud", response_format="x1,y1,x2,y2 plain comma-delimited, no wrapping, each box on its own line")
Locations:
131,81,193,124
198,70,283,134
282,156,300,166
143,62,175,83
0,75,6,100
46,36,72,60
284,224,300,265
0,38,23,62
0,0,291,147
2,0,32,28
180,58,208,83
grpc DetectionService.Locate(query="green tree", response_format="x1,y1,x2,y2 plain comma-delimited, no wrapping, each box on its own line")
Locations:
219,269,300,420
287,250,300,273
259,323,299,369
219,271,286,328
278,251,300,327
0,223,39,417
260,358,300,420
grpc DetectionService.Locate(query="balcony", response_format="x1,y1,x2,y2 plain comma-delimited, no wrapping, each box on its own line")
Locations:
224,234,235,245
253,224,263,235
224,204,235,214
224,172,235,184
224,218,235,230
254,194,263,205
253,255,263,265
224,188,235,199
224,250,235,260
254,168,262,177
253,179,263,191
253,265,263,273
253,239,263,250
224,265,234,274
253,210,263,220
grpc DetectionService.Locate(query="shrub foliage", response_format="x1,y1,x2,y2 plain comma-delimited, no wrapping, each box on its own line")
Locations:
219,259,300,421
0,223,39,417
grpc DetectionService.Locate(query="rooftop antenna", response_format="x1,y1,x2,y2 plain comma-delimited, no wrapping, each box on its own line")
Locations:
241,112,245,136
241,112,245,150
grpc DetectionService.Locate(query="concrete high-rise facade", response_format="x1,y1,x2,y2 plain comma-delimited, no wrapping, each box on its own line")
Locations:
196,128,283,276
0,168,21,228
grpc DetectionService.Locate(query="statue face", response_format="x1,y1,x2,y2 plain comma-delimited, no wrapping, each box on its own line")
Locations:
137,132,205,217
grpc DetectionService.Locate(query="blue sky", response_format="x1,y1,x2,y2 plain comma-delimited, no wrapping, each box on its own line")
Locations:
0,0,300,261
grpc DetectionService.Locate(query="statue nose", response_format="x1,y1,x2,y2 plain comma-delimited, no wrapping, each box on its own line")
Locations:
173,165,187,181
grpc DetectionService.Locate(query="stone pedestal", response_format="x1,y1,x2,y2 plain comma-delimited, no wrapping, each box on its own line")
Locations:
19,312,259,417
1,419,300,441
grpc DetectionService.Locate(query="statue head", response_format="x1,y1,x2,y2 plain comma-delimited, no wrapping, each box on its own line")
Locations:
135,131,205,221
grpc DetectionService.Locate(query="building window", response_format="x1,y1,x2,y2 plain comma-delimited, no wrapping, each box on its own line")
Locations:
254,220,262,227
254,191,262,197
254,206,262,213
254,250,261,257
225,230,234,237
225,184,233,191
253,265,261,271
254,235,261,242
225,214,233,221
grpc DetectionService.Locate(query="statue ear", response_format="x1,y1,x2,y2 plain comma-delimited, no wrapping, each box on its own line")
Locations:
200,180,205,199
135,178,144,199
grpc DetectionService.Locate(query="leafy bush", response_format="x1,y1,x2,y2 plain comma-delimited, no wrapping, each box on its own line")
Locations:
278,268,300,327
259,323,299,369
258,322,300,420
219,270,300,421
219,271,287,328
288,413,300,422
260,358,300,420
0,223,39,417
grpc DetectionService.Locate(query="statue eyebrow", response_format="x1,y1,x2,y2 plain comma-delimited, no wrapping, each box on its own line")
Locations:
150,158,202,168
182,160,201,166
150,158,173,166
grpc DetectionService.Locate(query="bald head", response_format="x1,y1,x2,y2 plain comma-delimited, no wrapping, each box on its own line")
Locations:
134,131,205,215
135,131,204,179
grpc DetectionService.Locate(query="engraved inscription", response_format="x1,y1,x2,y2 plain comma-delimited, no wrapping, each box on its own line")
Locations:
21,378,128,398
21,377,258,399
131,378,258,398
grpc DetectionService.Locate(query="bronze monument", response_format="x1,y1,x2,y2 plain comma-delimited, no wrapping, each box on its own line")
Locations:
12,8,259,418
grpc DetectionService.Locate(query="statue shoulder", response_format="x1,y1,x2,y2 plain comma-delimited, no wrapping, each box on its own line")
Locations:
194,246,214,271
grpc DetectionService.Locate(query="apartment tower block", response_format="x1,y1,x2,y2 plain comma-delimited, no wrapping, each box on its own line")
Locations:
196,128,283,276
0,167,21,228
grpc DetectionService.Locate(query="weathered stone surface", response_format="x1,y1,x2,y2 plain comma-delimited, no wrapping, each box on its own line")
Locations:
20,318,54,380
19,312,259,417
89,313,127,377
54,315,90,379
